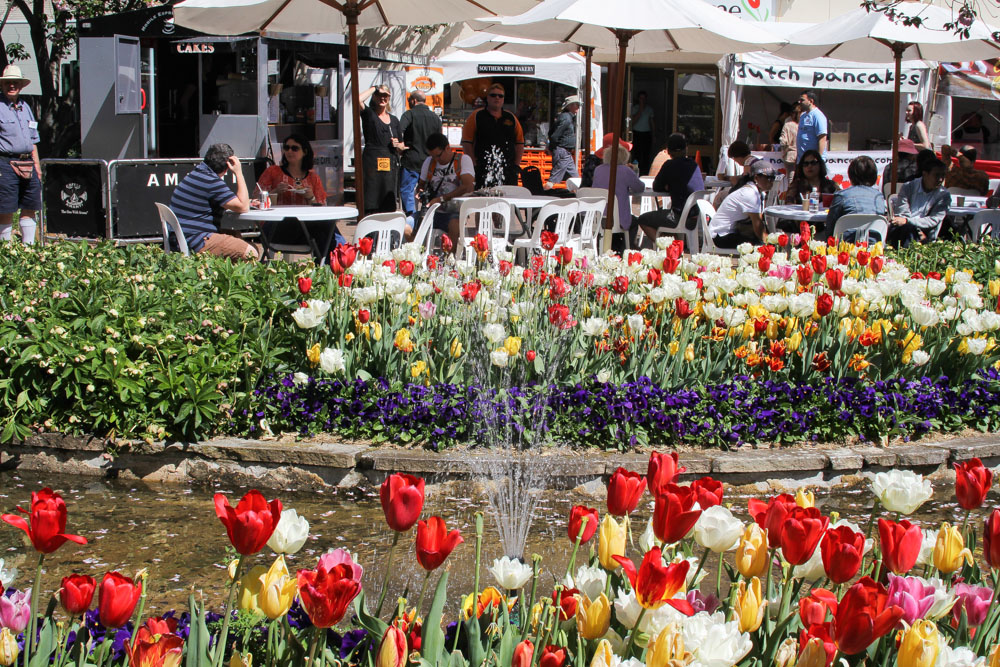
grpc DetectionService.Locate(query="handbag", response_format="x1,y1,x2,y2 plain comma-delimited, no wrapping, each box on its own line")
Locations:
10,160,34,179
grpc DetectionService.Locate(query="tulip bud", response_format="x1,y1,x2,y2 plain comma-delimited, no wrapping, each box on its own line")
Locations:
238,565,266,614
0,629,18,667
513,640,534,667
898,620,941,667
934,522,974,574
229,652,252,667
795,489,814,509
736,524,769,578
377,625,407,667
774,638,798,667
575,593,611,639
597,515,626,570
797,638,828,667
733,577,766,633
646,623,690,667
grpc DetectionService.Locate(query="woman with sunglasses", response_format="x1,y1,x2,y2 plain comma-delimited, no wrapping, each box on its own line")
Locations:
359,84,404,213
784,150,839,206
257,133,326,206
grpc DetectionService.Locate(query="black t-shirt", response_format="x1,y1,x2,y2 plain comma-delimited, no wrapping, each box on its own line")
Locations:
652,156,702,214
360,106,400,152
399,104,442,173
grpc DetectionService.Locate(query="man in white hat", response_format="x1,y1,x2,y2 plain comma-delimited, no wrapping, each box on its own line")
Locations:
545,94,581,188
0,65,40,245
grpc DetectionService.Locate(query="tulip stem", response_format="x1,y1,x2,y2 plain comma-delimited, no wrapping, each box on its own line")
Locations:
565,517,590,581
715,551,725,598
307,625,322,666
474,513,484,605
130,570,149,645
414,570,432,617
961,509,972,539
622,607,647,659
691,547,710,593
25,551,44,667
213,553,246,667
375,530,401,618
520,556,542,643
864,499,880,539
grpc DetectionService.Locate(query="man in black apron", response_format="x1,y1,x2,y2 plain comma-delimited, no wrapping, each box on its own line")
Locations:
461,83,524,189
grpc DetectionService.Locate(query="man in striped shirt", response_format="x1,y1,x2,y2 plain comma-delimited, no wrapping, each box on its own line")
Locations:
169,143,255,260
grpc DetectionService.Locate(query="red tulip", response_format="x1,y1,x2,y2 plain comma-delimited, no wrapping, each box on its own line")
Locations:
552,587,580,621
825,269,843,291
647,268,662,286
568,505,599,543
797,264,813,286
144,615,178,636
816,293,834,317
647,451,686,496
779,507,829,565
838,251,850,265
778,234,789,247
415,516,463,571
759,245,776,260
856,250,870,266
691,476,724,509
800,590,837,627
540,645,567,667
440,234,453,253
296,563,362,628
878,518,922,575
758,256,771,273
513,640,534,667
747,493,797,548
461,282,480,303
1,488,87,554
985,510,1000,569
526,350,536,362
607,468,647,516
471,234,490,255
214,490,282,555
611,275,629,294
799,220,812,243
358,309,371,324
821,526,865,584
329,244,356,275
398,260,415,277
811,255,827,275
613,547,694,614
297,276,312,294
798,247,811,264
338,273,353,288
59,574,96,615
832,577,903,655
667,239,683,259
663,257,680,274
955,458,993,510
126,626,183,667
547,303,572,328
870,256,884,275
380,473,425,532
675,298,693,319
799,622,837,667
540,231,558,251
98,571,142,628
652,484,702,545
354,236,372,257
627,252,643,266
557,246,573,265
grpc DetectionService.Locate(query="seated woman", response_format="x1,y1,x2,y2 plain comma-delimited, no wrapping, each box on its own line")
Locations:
825,155,887,242
784,149,838,206
889,157,951,247
592,143,646,251
708,161,776,249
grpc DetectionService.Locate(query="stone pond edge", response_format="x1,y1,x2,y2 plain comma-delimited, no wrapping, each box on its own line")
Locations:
3,432,1000,491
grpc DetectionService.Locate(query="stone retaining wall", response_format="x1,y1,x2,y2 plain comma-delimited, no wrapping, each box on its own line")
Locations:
3,433,1000,490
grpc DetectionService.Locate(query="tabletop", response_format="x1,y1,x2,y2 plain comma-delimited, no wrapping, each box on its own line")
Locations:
705,176,730,189
454,196,558,208
764,205,828,222
239,206,357,222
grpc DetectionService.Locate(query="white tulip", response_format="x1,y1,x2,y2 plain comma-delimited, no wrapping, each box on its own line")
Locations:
597,369,612,383
0,559,17,589
613,588,643,630
910,575,957,621
482,323,506,344
682,612,753,667
934,645,984,667
319,347,346,374
694,506,743,553
911,350,931,366
869,469,933,514
489,556,532,590
267,508,309,554
915,528,939,568
565,564,607,601
626,314,645,335
638,517,657,554
965,337,988,355
582,317,608,337
490,350,509,368
292,372,309,385
291,299,330,329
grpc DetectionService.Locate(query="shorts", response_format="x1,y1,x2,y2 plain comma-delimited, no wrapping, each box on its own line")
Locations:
0,158,41,214
431,201,460,231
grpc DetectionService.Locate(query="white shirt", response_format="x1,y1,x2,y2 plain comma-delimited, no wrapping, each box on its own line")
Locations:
709,183,762,238
420,153,474,198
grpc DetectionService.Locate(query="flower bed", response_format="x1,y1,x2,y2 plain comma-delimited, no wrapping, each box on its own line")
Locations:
3,458,1000,667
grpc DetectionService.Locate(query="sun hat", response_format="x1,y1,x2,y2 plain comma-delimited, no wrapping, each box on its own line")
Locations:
897,138,919,155
750,160,777,178
0,65,29,87
595,132,632,159
562,95,581,109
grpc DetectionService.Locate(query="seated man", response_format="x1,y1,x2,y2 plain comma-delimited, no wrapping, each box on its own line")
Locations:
413,132,474,252
170,143,256,260
708,160,775,249
825,155,887,242
637,132,704,242
888,157,951,247
716,140,751,187
943,144,990,195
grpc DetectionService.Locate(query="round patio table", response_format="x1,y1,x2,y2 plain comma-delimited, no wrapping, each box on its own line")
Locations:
764,205,828,234
240,205,356,262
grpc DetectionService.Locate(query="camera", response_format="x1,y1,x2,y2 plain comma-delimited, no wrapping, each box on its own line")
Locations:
417,189,433,208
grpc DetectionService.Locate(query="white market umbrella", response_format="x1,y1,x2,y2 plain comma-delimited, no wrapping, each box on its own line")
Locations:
474,0,784,241
777,4,1000,192
173,0,536,216
453,32,577,58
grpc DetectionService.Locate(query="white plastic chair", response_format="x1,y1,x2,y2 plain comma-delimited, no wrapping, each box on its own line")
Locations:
578,186,630,253
831,214,888,245
696,199,738,257
512,199,579,263
156,203,189,256
457,197,512,262
573,197,606,256
355,212,406,256
654,189,711,255
566,177,582,192
969,210,1000,242
988,178,999,196
948,186,982,197
410,202,441,257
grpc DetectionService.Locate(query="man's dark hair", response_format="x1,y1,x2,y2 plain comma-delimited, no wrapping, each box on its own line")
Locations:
847,155,878,187
425,132,449,152
666,132,687,152
204,143,234,174
920,157,947,175
727,140,751,160
408,90,426,105
800,90,819,104
916,148,937,172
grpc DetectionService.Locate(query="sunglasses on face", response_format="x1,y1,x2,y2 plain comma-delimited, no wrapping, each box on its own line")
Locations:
757,174,776,181
283,145,302,152
488,93,504,98
802,160,820,167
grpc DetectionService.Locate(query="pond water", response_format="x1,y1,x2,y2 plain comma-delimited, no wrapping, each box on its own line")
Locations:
0,470,977,617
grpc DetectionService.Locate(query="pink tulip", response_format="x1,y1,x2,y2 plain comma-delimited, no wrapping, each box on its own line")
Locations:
953,583,992,627
317,549,364,585
0,588,31,633
885,574,936,626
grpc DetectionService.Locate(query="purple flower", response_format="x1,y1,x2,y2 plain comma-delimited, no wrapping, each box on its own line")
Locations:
953,583,992,627
686,589,721,614
0,588,31,633
886,574,936,626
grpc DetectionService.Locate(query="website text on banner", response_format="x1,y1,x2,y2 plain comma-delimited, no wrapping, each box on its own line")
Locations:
752,151,892,187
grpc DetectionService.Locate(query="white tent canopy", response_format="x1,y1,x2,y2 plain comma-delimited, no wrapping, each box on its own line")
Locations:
732,51,933,93
434,49,585,89
452,33,578,59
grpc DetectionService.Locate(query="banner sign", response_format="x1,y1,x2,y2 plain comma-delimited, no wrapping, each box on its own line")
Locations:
706,0,776,21
43,162,106,238
752,150,893,187
477,64,535,75
405,66,445,113
940,61,1000,100
734,59,923,92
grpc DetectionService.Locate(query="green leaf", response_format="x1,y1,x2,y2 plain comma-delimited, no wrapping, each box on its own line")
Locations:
421,572,449,665
353,591,389,640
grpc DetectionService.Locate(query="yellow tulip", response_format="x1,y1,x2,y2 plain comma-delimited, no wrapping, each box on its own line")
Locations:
733,577,766,633
934,522,974,573
598,514,626,570
684,344,695,362
450,338,463,358
748,304,768,320
646,623,690,667
872,241,884,257
576,593,611,640
851,298,868,318
795,489,815,509
989,280,1000,298
410,360,427,378
590,639,616,667
766,320,779,340
741,321,756,339
306,343,321,365
0,629,18,667
785,317,799,337
797,638,827,667
238,565,267,614
394,328,414,353
504,336,522,357
259,555,298,620
786,331,803,353
371,321,382,341
898,620,941,667
736,524,769,578
229,652,252,667
945,267,955,284
376,626,406,667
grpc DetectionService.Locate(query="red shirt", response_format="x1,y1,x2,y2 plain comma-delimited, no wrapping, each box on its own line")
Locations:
257,165,327,206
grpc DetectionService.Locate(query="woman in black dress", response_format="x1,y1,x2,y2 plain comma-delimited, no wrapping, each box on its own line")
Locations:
359,85,403,213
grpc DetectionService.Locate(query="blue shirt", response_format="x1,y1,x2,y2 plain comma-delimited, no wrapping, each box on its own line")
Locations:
827,185,887,229
0,97,39,155
796,108,828,161
169,163,237,252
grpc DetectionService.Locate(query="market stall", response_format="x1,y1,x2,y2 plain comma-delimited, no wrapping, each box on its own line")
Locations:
936,61,1000,168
